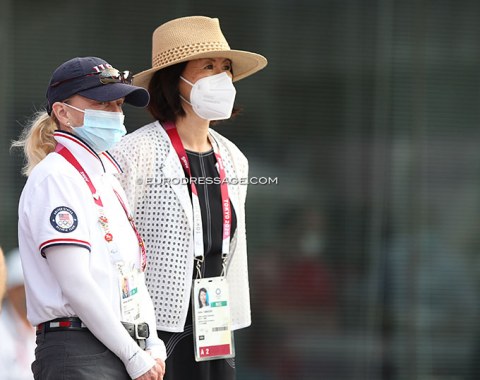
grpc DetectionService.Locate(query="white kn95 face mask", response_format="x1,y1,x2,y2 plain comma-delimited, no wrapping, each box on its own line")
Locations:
180,72,237,121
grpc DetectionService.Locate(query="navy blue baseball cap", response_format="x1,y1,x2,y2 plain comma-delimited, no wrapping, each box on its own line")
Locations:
46,56,150,115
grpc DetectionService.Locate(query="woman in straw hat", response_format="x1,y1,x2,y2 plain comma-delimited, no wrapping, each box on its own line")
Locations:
110,15,267,380
13,56,166,380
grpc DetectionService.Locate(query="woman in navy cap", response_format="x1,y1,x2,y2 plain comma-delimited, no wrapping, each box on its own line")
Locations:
13,57,166,380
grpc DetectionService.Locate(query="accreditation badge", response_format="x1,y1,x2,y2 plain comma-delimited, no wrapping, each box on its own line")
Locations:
118,265,142,324
192,276,235,361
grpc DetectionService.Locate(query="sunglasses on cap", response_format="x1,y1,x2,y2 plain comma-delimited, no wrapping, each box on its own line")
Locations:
50,68,133,88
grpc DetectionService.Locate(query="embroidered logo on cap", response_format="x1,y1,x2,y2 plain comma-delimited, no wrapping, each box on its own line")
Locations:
50,206,78,233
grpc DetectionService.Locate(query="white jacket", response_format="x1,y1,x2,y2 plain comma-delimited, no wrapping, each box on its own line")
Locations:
111,121,251,332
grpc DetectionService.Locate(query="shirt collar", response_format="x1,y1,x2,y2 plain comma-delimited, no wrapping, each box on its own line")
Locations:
53,131,123,175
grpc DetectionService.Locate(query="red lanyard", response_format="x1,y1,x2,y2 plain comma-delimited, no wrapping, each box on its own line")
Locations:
163,122,232,258
56,144,147,271
213,144,232,255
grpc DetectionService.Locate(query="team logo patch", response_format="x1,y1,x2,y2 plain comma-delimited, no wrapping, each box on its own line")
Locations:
50,206,78,233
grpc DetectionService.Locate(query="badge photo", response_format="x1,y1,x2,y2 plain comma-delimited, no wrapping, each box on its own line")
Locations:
50,206,78,233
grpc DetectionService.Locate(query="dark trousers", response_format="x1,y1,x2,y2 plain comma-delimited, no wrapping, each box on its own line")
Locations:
32,329,130,380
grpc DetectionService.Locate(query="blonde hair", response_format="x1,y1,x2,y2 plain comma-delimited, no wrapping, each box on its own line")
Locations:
11,111,59,176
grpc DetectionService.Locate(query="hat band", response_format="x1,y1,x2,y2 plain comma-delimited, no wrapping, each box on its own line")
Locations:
152,41,231,68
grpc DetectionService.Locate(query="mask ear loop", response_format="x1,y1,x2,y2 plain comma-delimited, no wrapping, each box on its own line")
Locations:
180,76,194,86
179,76,194,106
62,102,85,114
59,103,84,129
179,95,193,106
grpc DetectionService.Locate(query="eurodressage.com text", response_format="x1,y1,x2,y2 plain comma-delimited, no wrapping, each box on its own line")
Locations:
145,177,279,186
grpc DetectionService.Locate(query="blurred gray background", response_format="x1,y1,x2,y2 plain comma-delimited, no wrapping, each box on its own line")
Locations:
2,0,480,379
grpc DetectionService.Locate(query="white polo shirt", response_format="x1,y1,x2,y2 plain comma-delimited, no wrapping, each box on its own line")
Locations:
18,131,142,326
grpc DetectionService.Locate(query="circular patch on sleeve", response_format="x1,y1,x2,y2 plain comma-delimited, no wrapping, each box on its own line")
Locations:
50,206,78,233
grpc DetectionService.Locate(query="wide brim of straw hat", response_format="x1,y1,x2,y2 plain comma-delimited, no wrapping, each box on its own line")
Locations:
132,16,268,89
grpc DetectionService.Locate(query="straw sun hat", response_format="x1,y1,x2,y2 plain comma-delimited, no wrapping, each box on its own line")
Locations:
133,16,268,89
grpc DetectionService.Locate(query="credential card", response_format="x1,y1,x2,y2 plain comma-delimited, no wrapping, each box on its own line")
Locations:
192,276,235,361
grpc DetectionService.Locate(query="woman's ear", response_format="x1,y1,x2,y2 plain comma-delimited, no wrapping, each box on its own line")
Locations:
51,102,70,129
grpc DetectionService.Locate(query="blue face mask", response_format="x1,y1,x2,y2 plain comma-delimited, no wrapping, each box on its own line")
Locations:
63,104,126,152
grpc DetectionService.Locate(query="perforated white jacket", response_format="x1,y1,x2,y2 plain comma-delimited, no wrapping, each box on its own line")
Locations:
111,121,251,333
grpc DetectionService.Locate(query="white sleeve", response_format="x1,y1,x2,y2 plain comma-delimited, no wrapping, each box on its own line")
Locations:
138,272,167,361
45,245,156,379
